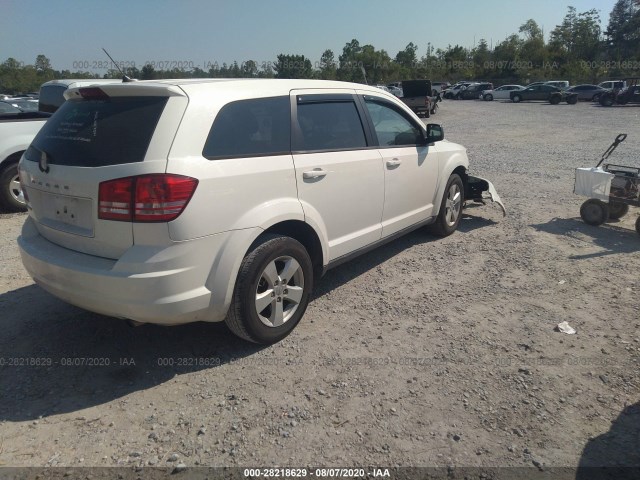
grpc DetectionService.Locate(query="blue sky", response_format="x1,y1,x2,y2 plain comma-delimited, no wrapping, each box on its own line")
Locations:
1,0,620,72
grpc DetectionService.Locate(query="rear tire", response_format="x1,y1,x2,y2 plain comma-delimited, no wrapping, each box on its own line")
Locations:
580,199,609,226
0,162,27,213
566,95,578,105
550,95,561,105
512,94,521,103
600,95,614,107
225,234,313,344
429,174,464,237
608,201,629,220
485,94,493,101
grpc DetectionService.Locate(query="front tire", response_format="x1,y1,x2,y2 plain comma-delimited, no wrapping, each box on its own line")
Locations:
430,174,464,237
225,234,313,344
512,94,521,103
484,94,493,101
580,199,609,226
550,95,561,105
0,162,27,213
566,95,577,105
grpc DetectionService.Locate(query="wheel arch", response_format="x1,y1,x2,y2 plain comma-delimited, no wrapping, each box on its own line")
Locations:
0,150,25,171
262,220,324,279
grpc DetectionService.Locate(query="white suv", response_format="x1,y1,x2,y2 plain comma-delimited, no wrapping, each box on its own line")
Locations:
17,79,504,344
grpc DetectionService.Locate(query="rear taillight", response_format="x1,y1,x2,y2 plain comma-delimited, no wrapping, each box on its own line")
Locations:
98,174,198,222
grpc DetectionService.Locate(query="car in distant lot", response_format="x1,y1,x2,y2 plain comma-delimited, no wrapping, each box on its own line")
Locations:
458,82,493,100
39,78,123,113
444,82,474,99
0,104,51,211
510,84,578,104
17,78,504,344
544,80,569,89
481,85,524,101
4,98,39,112
387,86,403,97
565,84,607,101
598,80,626,91
431,82,450,95
599,79,640,106
0,101,22,115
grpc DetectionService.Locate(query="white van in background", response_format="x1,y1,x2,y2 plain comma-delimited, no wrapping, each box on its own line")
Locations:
39,79,123,113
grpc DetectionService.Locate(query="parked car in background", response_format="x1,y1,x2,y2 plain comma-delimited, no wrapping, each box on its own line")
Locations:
565,84,606,101
481,85,524,101
0,105,51,211
444,82,473,99
387,86,403,97
0,102,22,115
458,82,493,100
544,80,569,89
401,79,434,116
510,84,578,104
39,78,122,113
599,79,640,106
431,82,450,95
598,80,626,91
4,98,39,112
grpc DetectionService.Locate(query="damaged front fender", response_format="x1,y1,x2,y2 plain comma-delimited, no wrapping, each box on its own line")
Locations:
466,175,506,216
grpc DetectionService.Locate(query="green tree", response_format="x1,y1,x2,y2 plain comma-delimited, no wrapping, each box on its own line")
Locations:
605,0,638,60
318,49,337,80
241,60,258,78
395,42,418,68
35,54,52,74
141,64,156,80
472,39,491,77
274,54,313,79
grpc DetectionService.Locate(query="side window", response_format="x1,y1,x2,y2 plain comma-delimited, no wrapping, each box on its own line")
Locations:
294,100,367,151
203,96,290,159
364,99,423,147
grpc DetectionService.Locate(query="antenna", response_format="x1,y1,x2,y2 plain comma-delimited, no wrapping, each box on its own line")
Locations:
102,48,135,82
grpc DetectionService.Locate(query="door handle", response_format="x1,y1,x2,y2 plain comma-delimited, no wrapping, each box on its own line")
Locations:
386,158,402,168
303,168,328,179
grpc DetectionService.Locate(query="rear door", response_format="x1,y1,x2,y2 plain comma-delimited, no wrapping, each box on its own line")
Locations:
290,90,384,262
19,85,187,259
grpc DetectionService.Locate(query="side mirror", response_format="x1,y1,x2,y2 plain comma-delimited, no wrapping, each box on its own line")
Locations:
426,123,444,143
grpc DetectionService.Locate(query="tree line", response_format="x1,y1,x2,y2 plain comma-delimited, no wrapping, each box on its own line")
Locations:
2,2,639,95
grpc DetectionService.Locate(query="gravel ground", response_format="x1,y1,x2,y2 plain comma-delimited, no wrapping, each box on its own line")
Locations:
0,99,639,479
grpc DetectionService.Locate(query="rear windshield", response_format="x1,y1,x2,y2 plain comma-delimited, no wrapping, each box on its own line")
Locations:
25,96,168,167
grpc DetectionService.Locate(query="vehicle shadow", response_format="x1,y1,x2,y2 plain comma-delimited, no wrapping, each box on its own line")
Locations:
0,284,264,422
575,402,640,479
530,217,639,259
314,210,495,298
589,104,640,108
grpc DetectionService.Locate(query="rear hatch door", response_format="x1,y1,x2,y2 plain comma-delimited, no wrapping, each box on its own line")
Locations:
20,84,188,259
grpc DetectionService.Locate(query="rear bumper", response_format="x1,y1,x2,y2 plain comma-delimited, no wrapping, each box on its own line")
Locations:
18,216,248,325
